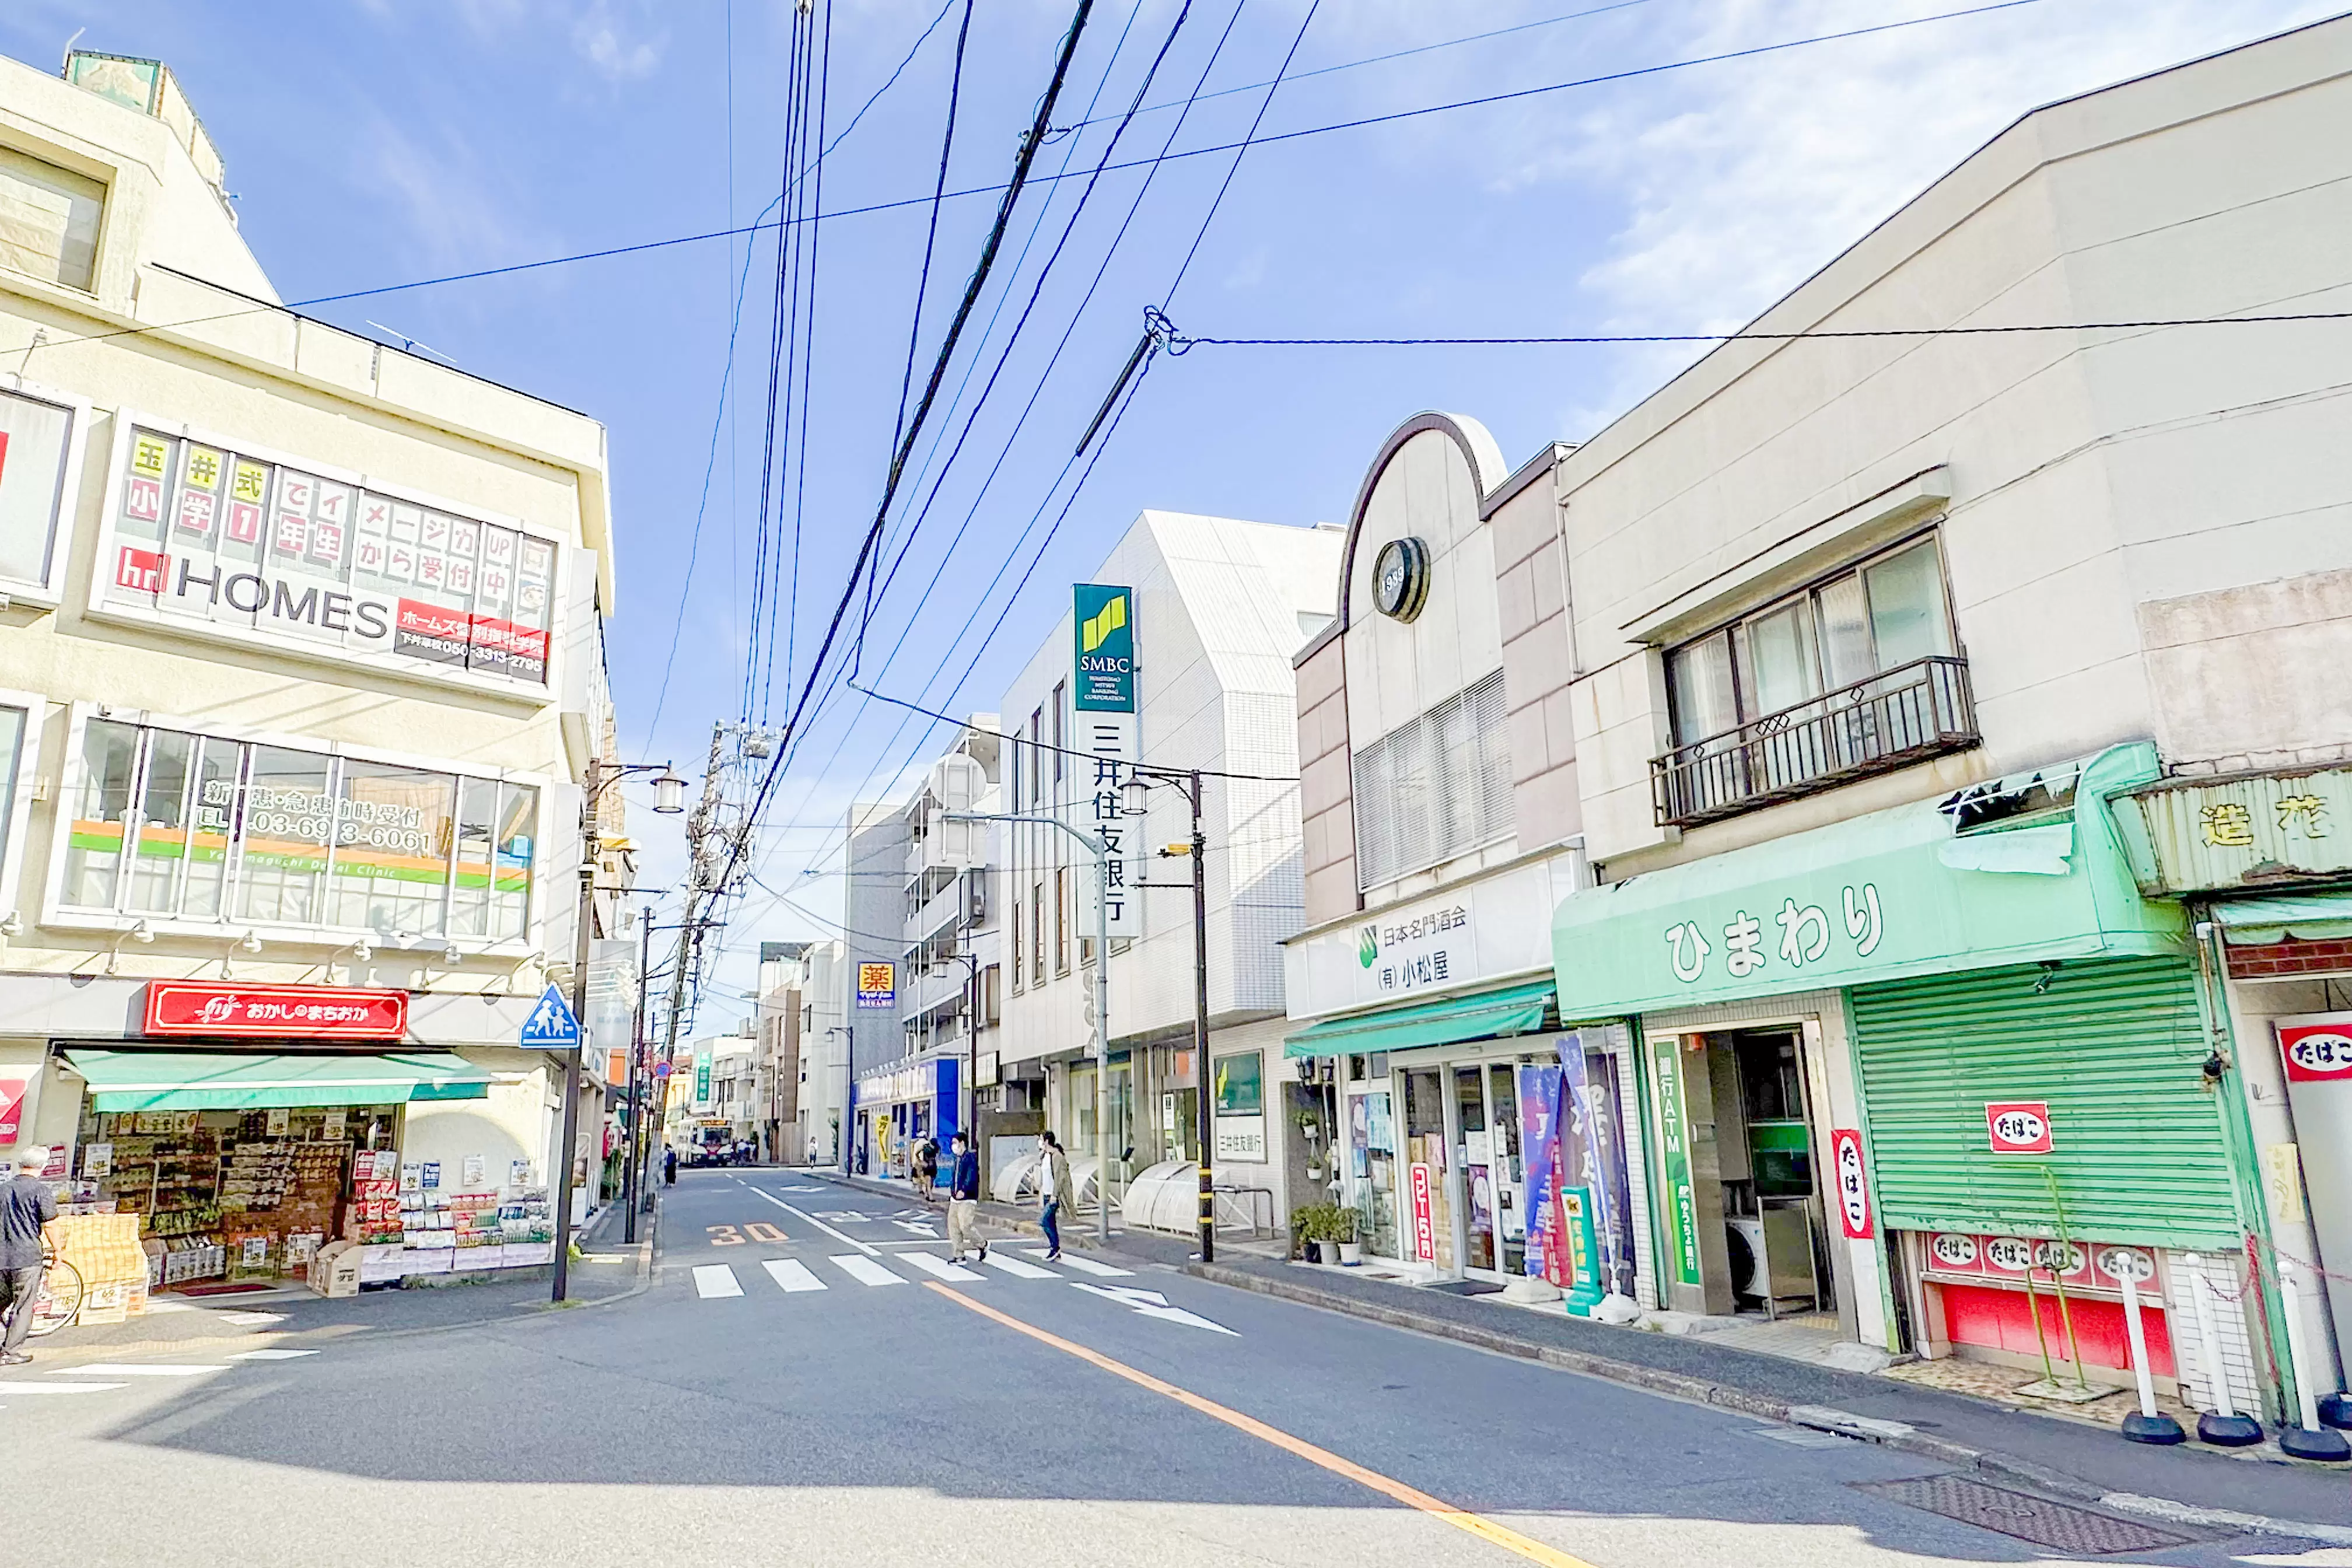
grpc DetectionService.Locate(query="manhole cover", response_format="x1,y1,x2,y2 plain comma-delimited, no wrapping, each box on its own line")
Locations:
1854,1476,2193,1555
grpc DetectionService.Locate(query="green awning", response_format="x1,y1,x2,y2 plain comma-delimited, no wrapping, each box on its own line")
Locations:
2215,892,2352,945
1284,979,1555,1059
65,1049,492,1112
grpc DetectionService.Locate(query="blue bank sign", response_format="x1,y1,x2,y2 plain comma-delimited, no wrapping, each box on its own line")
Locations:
1074,583,1136,713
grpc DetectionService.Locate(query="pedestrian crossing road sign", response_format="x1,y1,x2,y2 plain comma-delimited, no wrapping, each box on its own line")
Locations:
520,984,582,1049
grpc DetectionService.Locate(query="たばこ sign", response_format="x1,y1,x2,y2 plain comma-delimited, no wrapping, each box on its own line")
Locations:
1830,1128,1872,1239
1985,1101,2053,1155
2278,1021,2352,1084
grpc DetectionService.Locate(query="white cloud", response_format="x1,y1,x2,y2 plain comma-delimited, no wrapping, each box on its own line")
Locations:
356,110,552,276
570,0,666,82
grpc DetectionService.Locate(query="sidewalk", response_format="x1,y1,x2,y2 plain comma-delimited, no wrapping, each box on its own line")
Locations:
24,1196,654,1364
1186,1252,2352,1539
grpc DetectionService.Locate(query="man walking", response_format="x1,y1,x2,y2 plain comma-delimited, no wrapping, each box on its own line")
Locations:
662,1144,677,1187
1035,1131,1074,1263
1,1146,57,1364
946,1132,986,1264
912,1133,940,1204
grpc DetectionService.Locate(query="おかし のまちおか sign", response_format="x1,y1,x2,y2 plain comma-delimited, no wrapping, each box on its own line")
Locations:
144,981,410,1040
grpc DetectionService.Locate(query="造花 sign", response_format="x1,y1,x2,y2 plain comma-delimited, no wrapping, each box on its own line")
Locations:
143,981,409,1040
1985,1100,2053,1155
2278,1020,2352,1084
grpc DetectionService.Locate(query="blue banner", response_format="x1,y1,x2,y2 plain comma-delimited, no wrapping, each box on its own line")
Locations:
1561,1035,1637,1298
1517,1063,1564,1282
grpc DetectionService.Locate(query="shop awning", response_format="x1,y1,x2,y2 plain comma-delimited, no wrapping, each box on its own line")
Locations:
2214,891,2352,945
1551,742,2185,1020
1284,979,1555,1059
64,1049,493,1112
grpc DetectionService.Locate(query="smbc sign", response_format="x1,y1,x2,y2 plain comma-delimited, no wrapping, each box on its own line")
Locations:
1074,583,1135,713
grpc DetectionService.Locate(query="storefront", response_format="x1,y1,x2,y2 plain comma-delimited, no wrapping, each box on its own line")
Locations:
11,979,560,1312
1553,744,2267,1409
855,1054,959,1179
2114,765,2352,1413
1283,852,1648,1299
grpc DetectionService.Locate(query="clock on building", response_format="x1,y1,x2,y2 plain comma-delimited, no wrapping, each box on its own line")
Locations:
1372,536,1430,622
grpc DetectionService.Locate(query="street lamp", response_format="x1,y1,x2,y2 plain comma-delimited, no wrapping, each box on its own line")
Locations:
946,808,1114,1245
1122,769,1214,1263
551,759,684,1304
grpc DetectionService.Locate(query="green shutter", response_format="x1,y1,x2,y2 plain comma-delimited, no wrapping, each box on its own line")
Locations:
1850,956,2238,1249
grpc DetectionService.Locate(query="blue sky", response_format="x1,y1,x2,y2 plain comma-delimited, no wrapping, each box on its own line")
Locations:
1,0,2330,1023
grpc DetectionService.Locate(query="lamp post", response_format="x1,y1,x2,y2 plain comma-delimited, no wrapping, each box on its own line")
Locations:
1123,769,1212,1263
552,759,685,1304
947,810,1111,1244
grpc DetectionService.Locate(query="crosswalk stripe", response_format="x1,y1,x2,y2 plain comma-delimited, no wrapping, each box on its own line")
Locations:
692,1265,744,1298
49,1363,228,1377
0,1381,125,1394
979,1252,1060,1280
762,1259,826,1293
1027,1251,1132,1278
832,1254,907,1288
227,1349,317,1360
900,1252,983,1282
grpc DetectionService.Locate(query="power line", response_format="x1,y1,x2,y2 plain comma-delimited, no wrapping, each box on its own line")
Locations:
1162,0,1314,306
1065,0,1657,130
847,678,1297,782
1164,311,2352,348
38,0,2053,363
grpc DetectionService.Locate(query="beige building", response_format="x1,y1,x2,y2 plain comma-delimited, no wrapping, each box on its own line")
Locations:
1290,15,2352,1423
0,51,631,1286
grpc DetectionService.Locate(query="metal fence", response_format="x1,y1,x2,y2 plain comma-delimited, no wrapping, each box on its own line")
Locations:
1652,655,1978,827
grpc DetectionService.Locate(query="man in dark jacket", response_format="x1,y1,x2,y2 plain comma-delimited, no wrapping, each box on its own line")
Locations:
0,1146,58,1364
946,1132,986,1264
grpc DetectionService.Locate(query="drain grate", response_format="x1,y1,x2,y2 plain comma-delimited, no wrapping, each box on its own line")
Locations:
1854,1476,2193,1555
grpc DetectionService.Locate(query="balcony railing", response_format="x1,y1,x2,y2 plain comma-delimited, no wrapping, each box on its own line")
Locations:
1651,655,1979,828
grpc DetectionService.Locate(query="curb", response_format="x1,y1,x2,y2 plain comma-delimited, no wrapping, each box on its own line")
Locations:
1185,1261,2347,1545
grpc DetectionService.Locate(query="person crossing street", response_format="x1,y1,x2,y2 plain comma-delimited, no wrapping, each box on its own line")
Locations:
945,1132,985,1264
1035,1131,1074,1263
0,1146,57,1365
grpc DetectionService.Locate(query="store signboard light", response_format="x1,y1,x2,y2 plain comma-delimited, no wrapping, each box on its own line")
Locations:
144,980,409,1040
91,419,559,696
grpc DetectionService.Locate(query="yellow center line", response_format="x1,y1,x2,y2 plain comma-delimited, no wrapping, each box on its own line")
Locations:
921,1282,1600,1568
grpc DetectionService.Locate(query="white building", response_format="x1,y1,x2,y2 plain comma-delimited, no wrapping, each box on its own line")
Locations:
996,510,1339,1233
0,48,632,1287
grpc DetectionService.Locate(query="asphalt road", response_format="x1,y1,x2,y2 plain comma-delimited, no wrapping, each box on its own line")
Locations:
0,1169,2326,1567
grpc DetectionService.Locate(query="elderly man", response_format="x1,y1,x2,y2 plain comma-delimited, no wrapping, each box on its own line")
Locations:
0,1146,57,1364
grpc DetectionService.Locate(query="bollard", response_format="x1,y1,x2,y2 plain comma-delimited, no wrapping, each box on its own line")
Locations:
2184,1254,2263,1447
2116,1259,2184,1444
2276,1259,2350,1461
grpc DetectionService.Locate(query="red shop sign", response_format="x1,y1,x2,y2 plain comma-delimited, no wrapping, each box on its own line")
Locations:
2278,1021,2352,1084
1830,1128,1873,1240
0,1074,26,1143
144,981,409,1041
1409,1161,1436,1262
1985,1101,2053,1155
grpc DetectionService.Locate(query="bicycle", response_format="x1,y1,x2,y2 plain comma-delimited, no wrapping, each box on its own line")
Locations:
23,1241,85,1340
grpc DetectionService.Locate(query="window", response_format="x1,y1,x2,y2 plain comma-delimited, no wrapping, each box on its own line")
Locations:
1051,681,1066,789
59,717,536,940
0,702,25,880
1031,880,1045,987
1028,709,1042,810
0,387,76,589
1009,895,1023,994
1054,867,1070,976
1350,673,1513,890
0,145,103,292
1666,537,1955,749
1656,536,1972,825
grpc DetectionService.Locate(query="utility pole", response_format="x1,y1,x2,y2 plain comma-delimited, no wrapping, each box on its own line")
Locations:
622,900,653,1244
654,723,732,1172
1187,771,1210,1264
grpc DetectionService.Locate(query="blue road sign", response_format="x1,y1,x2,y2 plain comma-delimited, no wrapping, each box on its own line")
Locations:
520,984,582,1049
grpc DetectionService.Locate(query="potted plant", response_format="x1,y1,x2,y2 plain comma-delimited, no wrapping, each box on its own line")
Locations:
1332,1206,1363,1266
1297,1109,1325,1183
1289,1206,1322,1262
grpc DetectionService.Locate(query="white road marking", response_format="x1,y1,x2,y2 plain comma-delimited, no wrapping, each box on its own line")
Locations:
50,1363,230,1377
1027,1250,1132,1277
831,1254,906,1288
142,1299,198,1315
692,1265,744,1299
1072,1282,1238,1336
899,1252,982,1282
891,1219,940,1237
754,1189,881,1256
227,1349,317,1361
218,1311,285,1326
0,1381,125,1394
762,1259,826,1293
979,1252,1059,1280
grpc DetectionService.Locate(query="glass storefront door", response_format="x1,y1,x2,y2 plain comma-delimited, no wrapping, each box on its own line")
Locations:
1346,1087,1398,1258
1454,1067,1494,1273
1489,1063,1526,1277
1404,1068,1452,1272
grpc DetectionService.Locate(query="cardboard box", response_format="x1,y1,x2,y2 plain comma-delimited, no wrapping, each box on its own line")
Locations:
307,1240,360,1298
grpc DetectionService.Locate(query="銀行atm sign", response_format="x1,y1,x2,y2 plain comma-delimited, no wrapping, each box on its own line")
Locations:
144,981,410,1040
1985,1100,2054,1155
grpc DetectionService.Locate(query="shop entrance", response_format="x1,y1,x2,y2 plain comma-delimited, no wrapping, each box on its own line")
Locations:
1709,1028,1825,1315
1344,1080,1398,1259
1451,1064,1527,1279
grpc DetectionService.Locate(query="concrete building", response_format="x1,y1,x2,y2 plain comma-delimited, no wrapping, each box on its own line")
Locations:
771,937,846,1165
842,800,907,1175
0,48,632,1284
754,940,808,1164
998,510,1339,1233
1292,16,2351,1419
